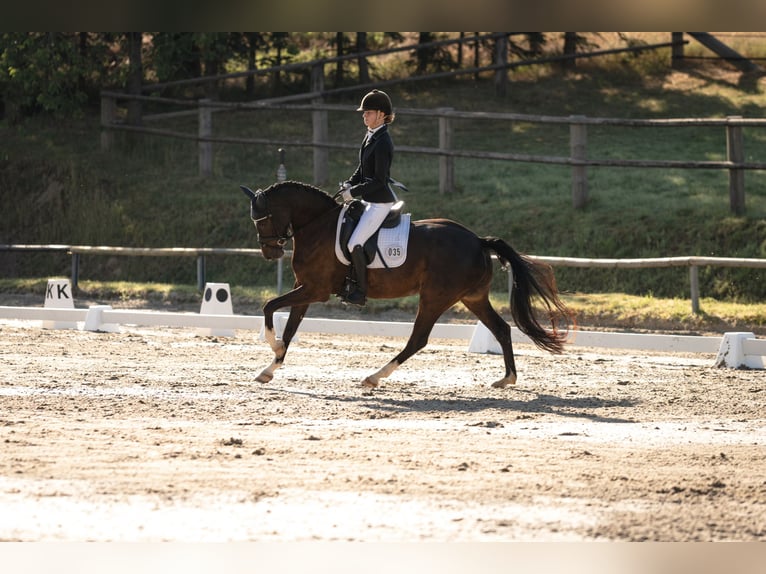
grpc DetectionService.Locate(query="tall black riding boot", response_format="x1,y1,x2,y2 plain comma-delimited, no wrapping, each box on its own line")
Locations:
344,245,368,306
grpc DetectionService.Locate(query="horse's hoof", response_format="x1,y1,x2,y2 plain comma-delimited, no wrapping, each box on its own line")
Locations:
491,375,516,388
361,377,378,389
256,371,273,384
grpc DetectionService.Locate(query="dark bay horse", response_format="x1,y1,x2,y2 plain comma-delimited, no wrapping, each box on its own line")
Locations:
241,181,572,389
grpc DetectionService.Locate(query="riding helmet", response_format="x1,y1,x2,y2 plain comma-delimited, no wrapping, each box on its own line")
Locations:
356,89,392,116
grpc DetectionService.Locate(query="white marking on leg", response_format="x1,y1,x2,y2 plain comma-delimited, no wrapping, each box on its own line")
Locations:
264,326,282,352
257,327,286,383
362,360,399,388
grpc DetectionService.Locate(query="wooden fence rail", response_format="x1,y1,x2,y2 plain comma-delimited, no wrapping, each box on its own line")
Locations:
99,33,766,213
100,89,766,214
3,244,764,314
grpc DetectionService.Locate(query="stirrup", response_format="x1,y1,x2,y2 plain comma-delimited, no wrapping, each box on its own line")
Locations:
340,280,366,306
343,290,367,306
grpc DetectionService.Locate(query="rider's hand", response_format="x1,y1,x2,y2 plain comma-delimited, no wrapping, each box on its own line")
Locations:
340,182,353,202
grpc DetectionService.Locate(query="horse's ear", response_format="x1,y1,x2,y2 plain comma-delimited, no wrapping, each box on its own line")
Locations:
240,185,257,200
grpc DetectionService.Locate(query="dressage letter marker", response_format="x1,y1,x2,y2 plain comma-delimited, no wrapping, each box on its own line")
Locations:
42,278,78,330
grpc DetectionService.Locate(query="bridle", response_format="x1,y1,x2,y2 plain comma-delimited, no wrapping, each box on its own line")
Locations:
244,184,341,251
251,190,294,249
254,212,294,249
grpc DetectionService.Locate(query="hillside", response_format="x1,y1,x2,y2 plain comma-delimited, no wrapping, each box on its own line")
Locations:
2,54,766,317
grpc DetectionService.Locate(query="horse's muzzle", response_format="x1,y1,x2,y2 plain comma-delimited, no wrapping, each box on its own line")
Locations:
261,245,285,260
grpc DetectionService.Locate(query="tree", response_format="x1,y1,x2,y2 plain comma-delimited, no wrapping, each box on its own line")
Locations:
562,32,580,70
269,33,290,94
0,32,117,122
126,32,142,125
244,33,265,97
412,32,457,75
333,32,345,85
196,33,233,99
415,32,434,74
149,33,202,90
356,33,369,84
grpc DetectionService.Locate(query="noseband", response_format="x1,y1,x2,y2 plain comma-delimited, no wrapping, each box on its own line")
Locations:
251,190,294,249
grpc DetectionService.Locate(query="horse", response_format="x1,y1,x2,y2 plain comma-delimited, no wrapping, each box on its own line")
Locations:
240,180,573,389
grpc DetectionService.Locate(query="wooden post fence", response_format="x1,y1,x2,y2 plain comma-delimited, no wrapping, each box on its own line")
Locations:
494,35,508,97
570,115,588,208
689,265,700,314
3,244,765,314
438,108,455,194
99,94,766,215
726,116,745,215
198,99,213,178
311,63,329,186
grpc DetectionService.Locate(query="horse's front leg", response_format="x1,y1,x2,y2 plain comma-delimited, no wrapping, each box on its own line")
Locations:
256,287,312,383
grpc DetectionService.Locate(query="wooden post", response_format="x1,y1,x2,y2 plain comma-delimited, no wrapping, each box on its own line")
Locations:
198,99,213,178
570,115,588,209
70,253,80,289
671,32,684,68
100,94,116,152
726,116,745,215
196,255,206,292
494,34,508,97
438,107,455,194
311,63,329,186
689,265,700,314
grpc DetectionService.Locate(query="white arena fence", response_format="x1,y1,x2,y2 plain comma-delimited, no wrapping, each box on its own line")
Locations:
1,301,763,370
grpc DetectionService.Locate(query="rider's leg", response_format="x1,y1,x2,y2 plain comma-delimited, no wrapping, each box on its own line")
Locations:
342,201,394,305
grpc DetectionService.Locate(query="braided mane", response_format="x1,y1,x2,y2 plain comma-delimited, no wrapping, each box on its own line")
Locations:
265,180,337,209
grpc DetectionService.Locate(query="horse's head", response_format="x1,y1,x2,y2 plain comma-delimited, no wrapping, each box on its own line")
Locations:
240,185,293,260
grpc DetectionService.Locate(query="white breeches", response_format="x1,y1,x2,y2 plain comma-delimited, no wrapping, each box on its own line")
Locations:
348,201,395,249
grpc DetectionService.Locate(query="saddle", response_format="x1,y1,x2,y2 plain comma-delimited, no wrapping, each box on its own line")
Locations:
338,199,405,265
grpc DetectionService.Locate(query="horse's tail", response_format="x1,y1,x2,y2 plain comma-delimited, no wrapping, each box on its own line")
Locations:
481,237,574,354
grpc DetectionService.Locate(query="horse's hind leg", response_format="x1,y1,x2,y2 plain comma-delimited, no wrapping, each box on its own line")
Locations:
362,299,449,388
461,292,518,388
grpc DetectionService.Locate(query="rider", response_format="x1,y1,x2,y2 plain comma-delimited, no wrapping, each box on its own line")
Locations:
339,89,398,306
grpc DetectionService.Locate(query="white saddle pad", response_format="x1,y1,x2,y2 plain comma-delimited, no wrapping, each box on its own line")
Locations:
335,203,411,269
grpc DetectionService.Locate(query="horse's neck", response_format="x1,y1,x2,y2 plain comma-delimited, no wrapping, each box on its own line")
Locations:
283,186,336,227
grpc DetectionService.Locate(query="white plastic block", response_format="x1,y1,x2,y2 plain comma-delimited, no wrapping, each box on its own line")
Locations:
198,283,235,337
259,311,297,344
468,321,502,355
83,305,120,333
714,332,764,369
